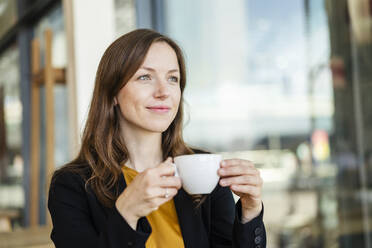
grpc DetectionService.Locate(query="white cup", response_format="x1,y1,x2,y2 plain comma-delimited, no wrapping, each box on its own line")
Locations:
173,154,222,195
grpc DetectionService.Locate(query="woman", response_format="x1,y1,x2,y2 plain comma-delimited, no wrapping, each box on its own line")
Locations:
48,29,266,248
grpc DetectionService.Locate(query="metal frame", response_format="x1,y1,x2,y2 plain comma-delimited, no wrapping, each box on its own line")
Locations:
1,0,60,55
135,0,165,33
18,26,33,228
351,27,371,248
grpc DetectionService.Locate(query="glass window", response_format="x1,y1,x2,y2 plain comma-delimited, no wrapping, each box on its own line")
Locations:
0,44,23,231
114,0,137,37
33,3,69,225
0,0,17,37
163,0,372,247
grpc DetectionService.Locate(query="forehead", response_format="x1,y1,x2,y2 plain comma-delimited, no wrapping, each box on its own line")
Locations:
140,42,179,70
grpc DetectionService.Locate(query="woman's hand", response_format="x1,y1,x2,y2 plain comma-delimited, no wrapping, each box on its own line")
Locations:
115,157,181,229
218,159,263,223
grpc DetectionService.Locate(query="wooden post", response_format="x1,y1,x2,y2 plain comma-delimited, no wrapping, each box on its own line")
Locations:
30,39,40,227
30,28,66,227
44,29,55,227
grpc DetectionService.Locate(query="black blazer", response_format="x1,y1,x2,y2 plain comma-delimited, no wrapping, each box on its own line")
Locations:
48,165,266,248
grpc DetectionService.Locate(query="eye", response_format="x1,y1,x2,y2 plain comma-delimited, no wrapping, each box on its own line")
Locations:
138,74,151,80
169,76,179,83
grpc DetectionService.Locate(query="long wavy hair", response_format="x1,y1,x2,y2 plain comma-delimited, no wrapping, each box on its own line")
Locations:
52,29,200,208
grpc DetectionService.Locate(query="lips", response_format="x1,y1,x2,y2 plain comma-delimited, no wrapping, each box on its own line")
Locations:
147,106,170,110
146,105,171,113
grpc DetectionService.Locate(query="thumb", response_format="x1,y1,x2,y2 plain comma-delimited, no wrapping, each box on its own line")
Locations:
156,157,173,169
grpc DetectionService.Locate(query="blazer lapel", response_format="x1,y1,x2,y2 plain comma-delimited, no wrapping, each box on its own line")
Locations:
174,189,209,247
117,171,127,192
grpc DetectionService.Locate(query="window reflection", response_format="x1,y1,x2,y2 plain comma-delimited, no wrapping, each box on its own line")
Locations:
0,45,23,231
164,0,372,247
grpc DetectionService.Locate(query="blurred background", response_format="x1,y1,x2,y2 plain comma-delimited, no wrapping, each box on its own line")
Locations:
0,0,371,247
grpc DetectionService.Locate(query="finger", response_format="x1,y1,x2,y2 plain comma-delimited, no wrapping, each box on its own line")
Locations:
165,157,174,164
156,157,173,168
230,184,262,198
156,187,178,199
220,159,254,168
218,165,259,177
155,161,176,177
148,192,176,211
219,175,262,187
157,176,182,189
144,186,178,200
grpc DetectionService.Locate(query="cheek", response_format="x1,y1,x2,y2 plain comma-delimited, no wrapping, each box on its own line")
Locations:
122,98,142,116
117,90,141,116
173,89,181,106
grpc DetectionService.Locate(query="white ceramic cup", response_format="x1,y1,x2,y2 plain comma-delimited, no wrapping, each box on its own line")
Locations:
173,154,222,195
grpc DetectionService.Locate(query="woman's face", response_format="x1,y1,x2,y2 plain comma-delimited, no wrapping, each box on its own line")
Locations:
116,42,181,133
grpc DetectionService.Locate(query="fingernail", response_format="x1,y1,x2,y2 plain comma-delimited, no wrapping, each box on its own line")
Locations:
220,180,226,186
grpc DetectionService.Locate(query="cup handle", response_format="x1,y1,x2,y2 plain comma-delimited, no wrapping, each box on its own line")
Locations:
171,163,179,177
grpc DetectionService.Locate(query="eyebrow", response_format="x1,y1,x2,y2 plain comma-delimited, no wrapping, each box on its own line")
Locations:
140,66,179,73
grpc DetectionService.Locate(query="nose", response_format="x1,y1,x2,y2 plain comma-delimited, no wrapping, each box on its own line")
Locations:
153,79,170,99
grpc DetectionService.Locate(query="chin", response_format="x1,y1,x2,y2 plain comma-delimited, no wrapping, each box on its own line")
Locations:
144,127,169,133
143,121,173,133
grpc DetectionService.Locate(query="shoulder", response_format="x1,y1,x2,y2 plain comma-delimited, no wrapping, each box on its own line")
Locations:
50,163,92,194
48,164,97,221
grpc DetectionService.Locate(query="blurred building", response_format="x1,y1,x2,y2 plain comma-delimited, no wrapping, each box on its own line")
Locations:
0,0,371,247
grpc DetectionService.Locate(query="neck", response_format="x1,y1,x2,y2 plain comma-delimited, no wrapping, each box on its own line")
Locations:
121,124,163,172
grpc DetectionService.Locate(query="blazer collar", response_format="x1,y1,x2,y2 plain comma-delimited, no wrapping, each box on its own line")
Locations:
117,170,127,192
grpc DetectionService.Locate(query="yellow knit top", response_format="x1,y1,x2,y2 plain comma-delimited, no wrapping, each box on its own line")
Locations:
122,166,185,248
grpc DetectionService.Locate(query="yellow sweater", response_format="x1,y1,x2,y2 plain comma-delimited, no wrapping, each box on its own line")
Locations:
122,166,185,248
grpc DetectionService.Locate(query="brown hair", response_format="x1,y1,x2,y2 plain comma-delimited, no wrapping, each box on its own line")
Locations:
52,29,204,208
